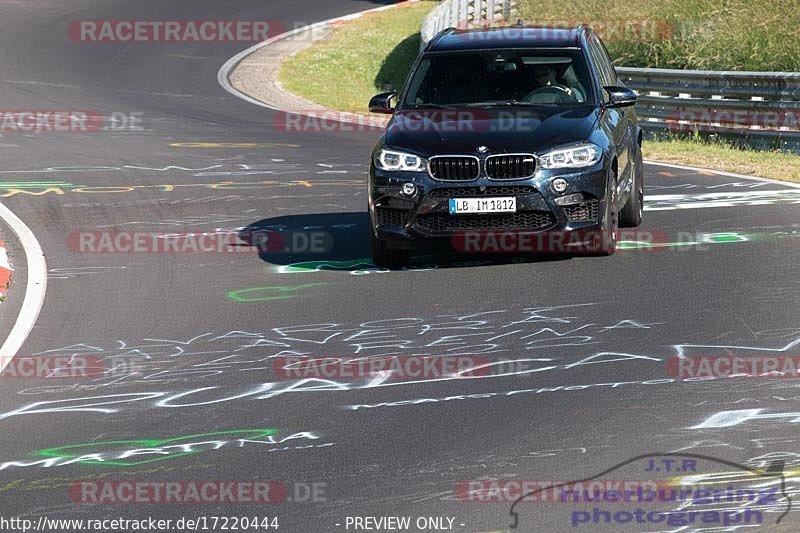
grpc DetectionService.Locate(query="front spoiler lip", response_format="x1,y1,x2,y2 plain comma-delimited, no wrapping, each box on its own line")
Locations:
375,219,603,243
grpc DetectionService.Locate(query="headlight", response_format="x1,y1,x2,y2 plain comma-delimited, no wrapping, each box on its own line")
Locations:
539,143,602,169
375,149,426,172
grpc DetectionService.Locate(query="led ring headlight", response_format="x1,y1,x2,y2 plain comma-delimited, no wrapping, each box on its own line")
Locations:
376,149,426,172
540,143,602,169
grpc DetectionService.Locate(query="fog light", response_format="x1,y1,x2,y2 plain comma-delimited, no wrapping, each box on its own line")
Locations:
555,193,585,206
552,178,568,193
401,182,416,196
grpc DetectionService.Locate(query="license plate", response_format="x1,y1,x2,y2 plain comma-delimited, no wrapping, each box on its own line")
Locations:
449,197,516,214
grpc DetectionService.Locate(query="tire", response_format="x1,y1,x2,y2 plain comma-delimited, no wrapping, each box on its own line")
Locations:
370,229,409,269
587,170,618,256
620,142,644,228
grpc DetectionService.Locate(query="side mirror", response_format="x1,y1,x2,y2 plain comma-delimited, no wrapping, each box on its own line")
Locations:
369,91,396,114
603,86,637,108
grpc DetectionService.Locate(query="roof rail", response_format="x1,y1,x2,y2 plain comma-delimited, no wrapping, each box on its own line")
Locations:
423,27,457,53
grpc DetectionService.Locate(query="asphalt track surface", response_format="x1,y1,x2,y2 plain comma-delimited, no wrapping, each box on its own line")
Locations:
0,1,799,532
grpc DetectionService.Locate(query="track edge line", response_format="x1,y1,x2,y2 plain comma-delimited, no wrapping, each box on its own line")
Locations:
0,202,47,368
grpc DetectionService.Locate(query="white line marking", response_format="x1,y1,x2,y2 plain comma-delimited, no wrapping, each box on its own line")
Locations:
644,188,800,211
644,160,800,189
0,202,47,369
646,189,800,201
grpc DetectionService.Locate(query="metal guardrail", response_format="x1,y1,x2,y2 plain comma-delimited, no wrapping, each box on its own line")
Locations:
617,67,800,152
420,1,800,152
420,0,515,49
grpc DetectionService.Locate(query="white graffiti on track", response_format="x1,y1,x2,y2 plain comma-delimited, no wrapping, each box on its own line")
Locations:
0,305,671,420
16,304,663,390
95,213,258,228
645,189,800,211
48,266,127,280
0,160,368,177
673,337,800,357
0,431,332,471
61,192,356,209
2,367,679,422
691,409,800,429
646,181,773,190
344,334,800,413
10,307,798,425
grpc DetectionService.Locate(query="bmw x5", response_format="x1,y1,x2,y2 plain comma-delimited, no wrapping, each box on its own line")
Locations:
368,25,643,267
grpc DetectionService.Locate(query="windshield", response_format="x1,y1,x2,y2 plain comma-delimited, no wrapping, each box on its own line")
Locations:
402,50,594,108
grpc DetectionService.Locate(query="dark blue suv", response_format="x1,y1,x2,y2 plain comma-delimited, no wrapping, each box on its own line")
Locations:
368,25,643,267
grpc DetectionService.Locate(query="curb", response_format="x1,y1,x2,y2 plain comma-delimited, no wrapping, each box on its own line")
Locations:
0,239,11,298
218,1,423,127
0,201,47,370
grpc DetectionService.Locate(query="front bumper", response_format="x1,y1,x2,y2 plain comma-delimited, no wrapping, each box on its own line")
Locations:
369,162,609,249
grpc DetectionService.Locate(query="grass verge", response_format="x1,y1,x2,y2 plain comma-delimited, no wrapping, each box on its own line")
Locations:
278,0,800,182
643,138,800,183
279,1,438,113
518,0,800,71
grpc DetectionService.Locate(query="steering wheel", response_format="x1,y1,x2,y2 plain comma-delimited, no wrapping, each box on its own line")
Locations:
523,85,577,103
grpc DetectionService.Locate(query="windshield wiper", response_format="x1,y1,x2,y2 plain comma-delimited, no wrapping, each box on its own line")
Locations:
463,100,543,107
405,103,460,110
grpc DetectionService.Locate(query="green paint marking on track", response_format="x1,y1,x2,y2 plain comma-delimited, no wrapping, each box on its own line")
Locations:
33,429,280,467
277,258,375,273
227,283,325,302
619,231,754,250
703,232,750,243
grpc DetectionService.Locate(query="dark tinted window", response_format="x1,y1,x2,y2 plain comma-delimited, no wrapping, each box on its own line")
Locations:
402,50,594,107
588,35,616,87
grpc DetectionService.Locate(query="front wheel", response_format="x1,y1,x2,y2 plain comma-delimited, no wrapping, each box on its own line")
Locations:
587,170,618,256
370,229,409,269
620,142,644,227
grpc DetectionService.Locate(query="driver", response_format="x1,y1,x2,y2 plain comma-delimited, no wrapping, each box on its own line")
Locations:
534,64,573,96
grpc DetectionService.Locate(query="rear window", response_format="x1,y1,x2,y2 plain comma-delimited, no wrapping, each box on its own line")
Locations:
402,50,594,107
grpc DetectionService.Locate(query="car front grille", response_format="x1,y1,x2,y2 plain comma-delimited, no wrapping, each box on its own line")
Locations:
415,211,555,233
428,186,537,197
485,154,537,180
375,207,408,227
563,201,599,222
428,156,480,181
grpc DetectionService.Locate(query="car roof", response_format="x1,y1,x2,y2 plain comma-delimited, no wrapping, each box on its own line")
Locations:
427,25,587,52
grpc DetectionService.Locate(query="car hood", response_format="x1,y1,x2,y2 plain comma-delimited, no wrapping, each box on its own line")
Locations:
383,105,599,156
